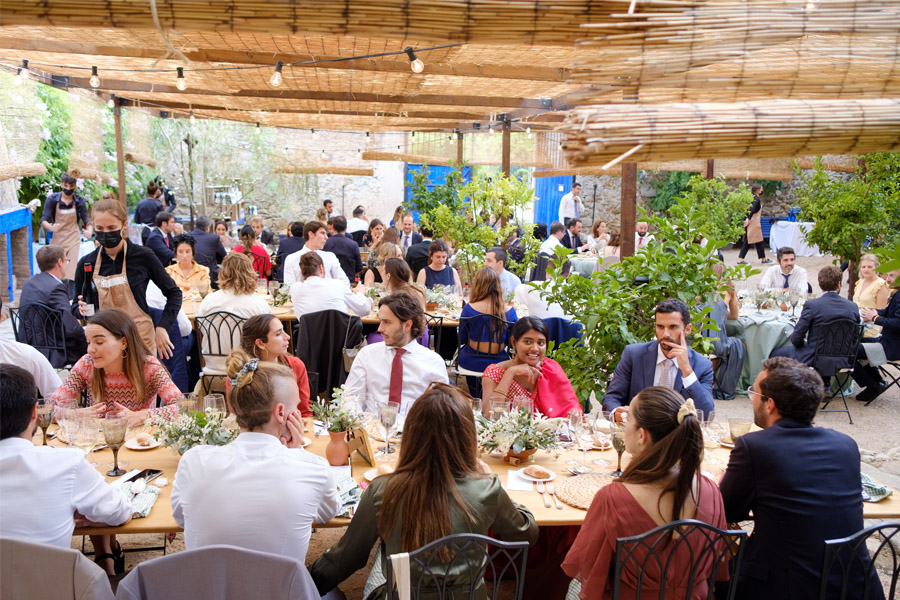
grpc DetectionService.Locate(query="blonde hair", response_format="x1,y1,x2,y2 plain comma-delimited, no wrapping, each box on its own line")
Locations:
91,199,128,224
218,253,257,295
225,349,295,430
376,242,402,265
860,254,880,268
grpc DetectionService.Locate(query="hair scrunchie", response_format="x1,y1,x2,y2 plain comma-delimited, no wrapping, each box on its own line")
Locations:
676,398,698,424
227,358,259,388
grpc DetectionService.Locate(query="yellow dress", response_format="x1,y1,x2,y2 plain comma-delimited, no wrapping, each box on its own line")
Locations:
854,277,887,337
166,260,211,291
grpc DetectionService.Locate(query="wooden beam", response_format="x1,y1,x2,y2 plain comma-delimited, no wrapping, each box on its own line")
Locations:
456,131,464,164
705,159,715,179
113,101,126,202
501,120,511,178
362,151,551,168
273,167,374,176
620,163,637,258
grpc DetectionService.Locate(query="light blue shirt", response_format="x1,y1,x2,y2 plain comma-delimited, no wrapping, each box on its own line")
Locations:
499,269,521,296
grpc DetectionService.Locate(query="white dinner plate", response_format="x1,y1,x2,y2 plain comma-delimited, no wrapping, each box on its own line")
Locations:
517,468,556,482
592,442,613,451
124,437,161,451
300,436,312,448
364,468,395,482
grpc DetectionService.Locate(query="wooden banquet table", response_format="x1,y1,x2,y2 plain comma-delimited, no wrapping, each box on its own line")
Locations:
30,422,900,538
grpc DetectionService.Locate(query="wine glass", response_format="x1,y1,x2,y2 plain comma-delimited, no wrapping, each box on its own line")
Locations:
728,418,752,441
591,411,613,466
472,398,483,419
611,423,627,477
36,399,54,446
753,289,767,314
700,411,724,465
197,280,210,298
204,393,226,415
55,405,76,445
376,401,400,462
564,408,582,466
789,291,800,317
72,417,100,467
102,411,128,477
268,280,281,298
178,392,199,414
490,400,510,421
576,421,595,472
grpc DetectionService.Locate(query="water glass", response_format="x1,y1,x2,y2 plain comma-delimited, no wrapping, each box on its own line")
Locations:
72,417,100,467
256,278,268,294
490,400,510,421
204,393,226,415
591,411,613,466
512,397,533,415
178,392,199,414
472,398,483,418
36,399,54,446
728,418,752,441
376,401,400,461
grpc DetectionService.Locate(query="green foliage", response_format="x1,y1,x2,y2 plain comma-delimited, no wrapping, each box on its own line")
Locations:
539,209,752,402
755,179,784,198
647,170,693,214
405,163,467,217
794,154,900,274
668,175,753,247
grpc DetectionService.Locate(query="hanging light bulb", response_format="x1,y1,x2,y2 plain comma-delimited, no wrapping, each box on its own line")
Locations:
175,67,187,91
270,61,284,87
411,131,416,139
89,66,101,88
190,111,196,124
526,125,532,139
489,125,495,135
311,128,317,140
14,60,29,86
365,132,372,144
449,135,454,145
107,95,116,109
404,47,425,74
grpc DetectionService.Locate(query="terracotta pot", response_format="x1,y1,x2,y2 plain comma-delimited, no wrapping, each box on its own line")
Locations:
326,431,350,466
505,448,537,464
425,302,439,312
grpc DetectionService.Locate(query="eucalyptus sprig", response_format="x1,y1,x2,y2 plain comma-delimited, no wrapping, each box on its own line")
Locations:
312,387,368,433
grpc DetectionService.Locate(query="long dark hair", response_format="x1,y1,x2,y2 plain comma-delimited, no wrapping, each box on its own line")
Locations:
240,314,290,368
379,384,482,551
620,386,704,524
239,225,256,257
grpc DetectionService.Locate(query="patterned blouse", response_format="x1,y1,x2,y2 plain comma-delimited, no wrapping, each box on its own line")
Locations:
484,363,537,405
51,354,181,419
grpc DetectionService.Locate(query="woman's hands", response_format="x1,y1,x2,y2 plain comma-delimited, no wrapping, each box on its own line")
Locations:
113,402,150,428
509,362,543,385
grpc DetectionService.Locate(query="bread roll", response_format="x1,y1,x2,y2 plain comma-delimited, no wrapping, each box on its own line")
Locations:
136,432,154,447
523,465,551,479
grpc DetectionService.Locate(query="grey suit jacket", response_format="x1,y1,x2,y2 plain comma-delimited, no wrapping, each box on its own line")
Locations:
19,271,86,364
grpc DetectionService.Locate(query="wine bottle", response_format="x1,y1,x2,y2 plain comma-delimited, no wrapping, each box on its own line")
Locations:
81,263,95,317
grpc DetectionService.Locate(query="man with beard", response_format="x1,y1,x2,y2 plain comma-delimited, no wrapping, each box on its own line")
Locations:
343,292,448,424
602,298,714,417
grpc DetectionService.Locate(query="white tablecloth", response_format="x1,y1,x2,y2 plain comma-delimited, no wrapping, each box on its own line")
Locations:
769,221,823,257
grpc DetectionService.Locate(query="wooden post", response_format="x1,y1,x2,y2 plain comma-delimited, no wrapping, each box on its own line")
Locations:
113,99,126,206
705,159,715,179
501,120,511,178
456,131,463,164
621,163,637,258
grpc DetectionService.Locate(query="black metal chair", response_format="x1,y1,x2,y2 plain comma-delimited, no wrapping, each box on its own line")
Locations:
384,533,529,600
876,360,900,406
194,311,248,394
820,522,899,600
810,319,865,424
9,303,71,369
424,313,444,354
307,371,319,403
613,519,747,600
336,254,359,282
453,313,514,397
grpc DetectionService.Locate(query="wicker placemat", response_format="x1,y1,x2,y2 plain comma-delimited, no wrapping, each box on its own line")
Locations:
555,474,610,510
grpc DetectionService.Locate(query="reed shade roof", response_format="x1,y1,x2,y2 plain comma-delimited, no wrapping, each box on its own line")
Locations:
66,88,117,184
0,71,43,179
535,157,798,181
561,100,900,166
123,108,157,168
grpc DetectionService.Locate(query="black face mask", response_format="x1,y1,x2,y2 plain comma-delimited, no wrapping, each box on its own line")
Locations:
95,230,123,249
62,188,74,196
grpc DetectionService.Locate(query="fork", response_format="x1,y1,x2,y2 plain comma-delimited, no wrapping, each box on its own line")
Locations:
535,480,551,508
546,481,564,510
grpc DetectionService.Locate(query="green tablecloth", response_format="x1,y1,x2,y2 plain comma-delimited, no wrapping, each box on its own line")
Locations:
570,257,598,277
738,310,794,390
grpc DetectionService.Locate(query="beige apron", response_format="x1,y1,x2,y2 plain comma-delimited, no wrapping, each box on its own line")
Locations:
94,243,158,356
747,211,763,245
53,201,81,280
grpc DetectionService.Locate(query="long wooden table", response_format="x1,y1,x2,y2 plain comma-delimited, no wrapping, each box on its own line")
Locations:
32,423,899,537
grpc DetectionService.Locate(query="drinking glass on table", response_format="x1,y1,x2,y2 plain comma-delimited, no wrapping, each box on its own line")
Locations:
728,418,752,442
565,409,584,466
611,422,627,477
197,280,210,298
256,278,268,295
376,401,400,462
102,410,128,477
178,392,199,414
575,419,595,472
789,291,801,317
268,280,281,298
591,411,614,466
699,410,724,465
512,397,533,415
72,417,100,467
55,405,76,445
36,399,54,446
472,398,482,418
490,400,510,421
204,393,226,415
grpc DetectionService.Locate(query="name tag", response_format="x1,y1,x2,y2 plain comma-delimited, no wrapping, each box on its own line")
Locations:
99,276,127,288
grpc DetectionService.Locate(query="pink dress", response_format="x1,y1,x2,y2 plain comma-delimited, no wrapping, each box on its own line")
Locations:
52,354,181,420
483,358,581,418
562,476,727,600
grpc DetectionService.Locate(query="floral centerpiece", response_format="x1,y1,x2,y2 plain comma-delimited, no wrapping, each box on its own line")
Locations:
273,283,292,307
311,387,368,433
476,409,564,459
426,285,458,312
365,286,384,303
147,409,238,455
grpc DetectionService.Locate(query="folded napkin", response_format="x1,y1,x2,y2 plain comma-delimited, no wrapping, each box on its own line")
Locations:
334,473,363,517
506,469,535,492
111,474,161,519
739,311,778,326
861,473,892,503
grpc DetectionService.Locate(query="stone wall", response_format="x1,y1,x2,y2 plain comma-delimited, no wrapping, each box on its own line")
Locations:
573,174,650,231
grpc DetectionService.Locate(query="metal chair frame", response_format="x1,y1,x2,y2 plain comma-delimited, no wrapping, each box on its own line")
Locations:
452,313,513,396
8,302,71,368
194,311,248,394
820,522,899,600
424,313,444,354
613,519,747,600
810,319,865,424
874,360,900,406
385,533,529,600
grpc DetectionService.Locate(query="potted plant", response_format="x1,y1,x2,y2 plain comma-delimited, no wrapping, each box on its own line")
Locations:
147,408,238,456
312,387,367,466
476,408,563,463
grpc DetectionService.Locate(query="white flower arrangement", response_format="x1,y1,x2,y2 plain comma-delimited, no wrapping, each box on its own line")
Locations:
147,408,239,455
476,408,564,456
311,387,368,433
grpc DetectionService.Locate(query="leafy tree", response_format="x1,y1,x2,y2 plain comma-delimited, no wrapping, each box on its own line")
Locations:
646,170,693,214
668,175,753,247
405,163,468,218
794,154,900,296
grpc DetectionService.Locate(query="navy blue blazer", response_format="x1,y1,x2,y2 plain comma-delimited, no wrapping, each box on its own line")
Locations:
601,340,714,415
274,236,305,282
145,228,175,267
561,230,585,251
323,234,363,277
719,419,876,600
188,228,226,286
788,291,860,374
874,289,900,360
18,271,87,365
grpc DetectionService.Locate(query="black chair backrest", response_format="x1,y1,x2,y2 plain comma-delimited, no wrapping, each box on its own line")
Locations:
458,313,513,360
194,311,248,363
424,313,444,353
820,522,899,600
336,254,358,281
385,533,529,600
613,519,747,600
12,303,69,368
306,371,320,402
8,306,21,341
351,230,366,247
811,318,864,375
527,253,551,282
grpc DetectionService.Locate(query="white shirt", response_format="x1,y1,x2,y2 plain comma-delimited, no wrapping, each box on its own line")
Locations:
653,344,698,389
760,265,809,292
558,192,584,222
343,340,449,422
196,289,271,373
346,217,368,234
290,276,372,318
171,432,341,564
514,282,573,320
635,232,655,249
283,247,348,286
400,232,416,249
540,235,563,256
0,338,62,398
147,280,192,337
0,438,132,548
498,269,522,296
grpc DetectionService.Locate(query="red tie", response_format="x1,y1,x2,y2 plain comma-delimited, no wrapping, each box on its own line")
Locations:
165,235,170,248
389,348,407,407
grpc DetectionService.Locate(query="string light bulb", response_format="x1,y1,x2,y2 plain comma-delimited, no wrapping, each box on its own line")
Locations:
270,61,284,87
107,95,116,109
14,60,29,86
489,125,495,135
404,47,425,74
189,111,196,124
366,132,372,144
311,128,317,140
175,67,187,91
89,66,101,88
526,125,532,139
449,135,454,145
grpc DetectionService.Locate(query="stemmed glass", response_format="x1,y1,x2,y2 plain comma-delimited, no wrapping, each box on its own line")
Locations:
591,411,613,466
575,420,595,473
55,406,76,445
752,289,767,314
204,393,226,415
268,280,281,298
611,422,627,477
102,411,128,477
789,291,800,317
472,398,483,419
72,417,100,467
565,408,582,467
376,401,400,462
700,411,725,465
36,399,54,446
728,418,752,442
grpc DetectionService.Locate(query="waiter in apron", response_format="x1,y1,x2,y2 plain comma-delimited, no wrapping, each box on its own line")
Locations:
40,172,92,299
73,199,182,359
